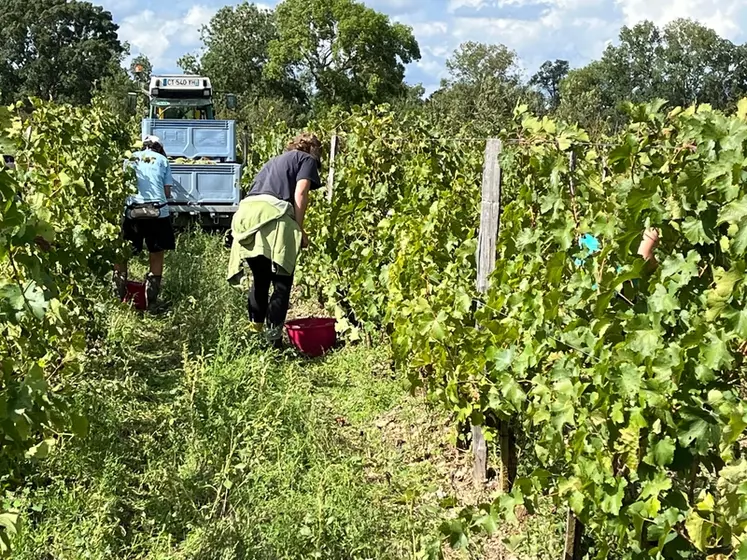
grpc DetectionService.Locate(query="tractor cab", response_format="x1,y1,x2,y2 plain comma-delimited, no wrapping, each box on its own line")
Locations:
137,75,241,228
149,98,214,120
147,75,217,120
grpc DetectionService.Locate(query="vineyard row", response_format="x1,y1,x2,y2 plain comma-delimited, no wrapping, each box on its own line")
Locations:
272,101,747,558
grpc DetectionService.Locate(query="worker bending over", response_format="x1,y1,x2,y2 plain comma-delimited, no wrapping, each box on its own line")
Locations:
227,133,322,348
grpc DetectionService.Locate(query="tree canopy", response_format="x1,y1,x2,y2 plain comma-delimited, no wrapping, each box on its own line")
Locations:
428,42,529,135
559,19,747,132
266,0,421,109
530,59,569,111
0,0,125,105
198,3,302,105
130,54,152,89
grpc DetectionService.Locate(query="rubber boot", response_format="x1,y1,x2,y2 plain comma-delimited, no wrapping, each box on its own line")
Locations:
265,324,284,349
246,322,265,335
113,271,127,301
145,273,162,309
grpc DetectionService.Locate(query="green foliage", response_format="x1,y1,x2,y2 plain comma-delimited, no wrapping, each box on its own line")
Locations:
195,0,308,126
129,54,152,88
284,106,484,349
268,0,421,110
559,19,747,133
422,102,747,557
202,3,295,97
258,99,747,556
96,53,153,122
428,42,532,136
0,0,125,105
529,59,570,111
11,233,448,559
0,98,132,554
177,53,202,76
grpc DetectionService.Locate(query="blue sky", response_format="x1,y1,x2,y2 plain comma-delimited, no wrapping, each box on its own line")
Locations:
97,0,747,95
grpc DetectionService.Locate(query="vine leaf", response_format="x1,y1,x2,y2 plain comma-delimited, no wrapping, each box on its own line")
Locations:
652,438,676,467
684,510,709,552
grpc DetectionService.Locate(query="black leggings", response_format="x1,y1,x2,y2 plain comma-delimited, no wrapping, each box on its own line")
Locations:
247,256,293,328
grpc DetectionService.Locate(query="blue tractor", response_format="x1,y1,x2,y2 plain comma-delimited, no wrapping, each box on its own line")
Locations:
141,75,242,228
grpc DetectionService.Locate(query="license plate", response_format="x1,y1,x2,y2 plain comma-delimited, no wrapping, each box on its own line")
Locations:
163,78,201,87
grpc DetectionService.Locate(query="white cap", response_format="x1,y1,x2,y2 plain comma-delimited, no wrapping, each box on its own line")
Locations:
143,134,162,145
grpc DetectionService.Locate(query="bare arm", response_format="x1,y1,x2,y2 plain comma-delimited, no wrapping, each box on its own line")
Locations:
637,227,659,268
294,179,312,229
164,159,173,200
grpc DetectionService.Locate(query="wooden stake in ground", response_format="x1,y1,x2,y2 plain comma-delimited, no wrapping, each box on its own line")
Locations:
473,138,508,488
327,134,338,203
563,146,584,560
476,138,502,293
563,510,583,560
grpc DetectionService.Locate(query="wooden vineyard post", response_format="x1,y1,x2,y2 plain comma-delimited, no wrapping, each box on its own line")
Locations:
562,147,584,560
241,129,249,169
326,134,338,203
563,510,583,560
473,138,512,489
499,421,517,491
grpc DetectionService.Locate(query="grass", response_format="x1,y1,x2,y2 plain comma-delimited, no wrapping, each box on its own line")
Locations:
11,231,565,560
10,232,449,560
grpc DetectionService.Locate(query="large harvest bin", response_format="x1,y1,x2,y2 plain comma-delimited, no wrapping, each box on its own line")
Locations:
169,163,241,207
142,119,236,161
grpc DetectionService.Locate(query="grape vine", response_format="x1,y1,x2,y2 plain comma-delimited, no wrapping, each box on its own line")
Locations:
0,99,132,553
251,100,747,557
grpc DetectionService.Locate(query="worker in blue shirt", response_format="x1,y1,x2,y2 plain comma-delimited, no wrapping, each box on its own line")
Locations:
114,135,175,308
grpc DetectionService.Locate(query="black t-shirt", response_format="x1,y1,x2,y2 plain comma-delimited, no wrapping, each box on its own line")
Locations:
248,150,321,203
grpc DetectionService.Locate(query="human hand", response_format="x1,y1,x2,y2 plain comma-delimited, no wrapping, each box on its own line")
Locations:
637,227,659,261
301,230,310,249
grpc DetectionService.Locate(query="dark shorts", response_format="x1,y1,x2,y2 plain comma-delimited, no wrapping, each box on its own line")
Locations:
122,217,175,254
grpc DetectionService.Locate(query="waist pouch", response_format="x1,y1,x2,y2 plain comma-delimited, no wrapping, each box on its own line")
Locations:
127,202,165,220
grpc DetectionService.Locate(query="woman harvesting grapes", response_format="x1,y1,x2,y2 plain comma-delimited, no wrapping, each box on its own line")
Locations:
227,133,322,348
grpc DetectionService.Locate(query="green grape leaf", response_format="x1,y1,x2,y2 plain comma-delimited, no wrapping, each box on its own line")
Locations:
486,346,514,371
684,511,709,552
718,195,747,225
653,438,676,467
601,480,625,516
682,217,713,245
648,284,678,314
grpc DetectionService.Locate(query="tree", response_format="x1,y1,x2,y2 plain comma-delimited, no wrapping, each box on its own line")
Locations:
198,3,297,100
95,52,155,121
0,0,125,105
657,19,744,108
530,59,569,110
556,61,616,135
177,54,201,76
129,54,152,88
95,64,135,119
558,19,747,132
428,42,528,135
267,0,421,109
178,3,306,126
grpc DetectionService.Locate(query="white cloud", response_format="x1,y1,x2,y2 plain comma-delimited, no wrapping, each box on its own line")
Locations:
447,0,583,12
118,4,217,68
451,16,545,47
614,0,747,40
448,0,490,10
411,21,449,37
183,5,214,28
441,0,623,71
